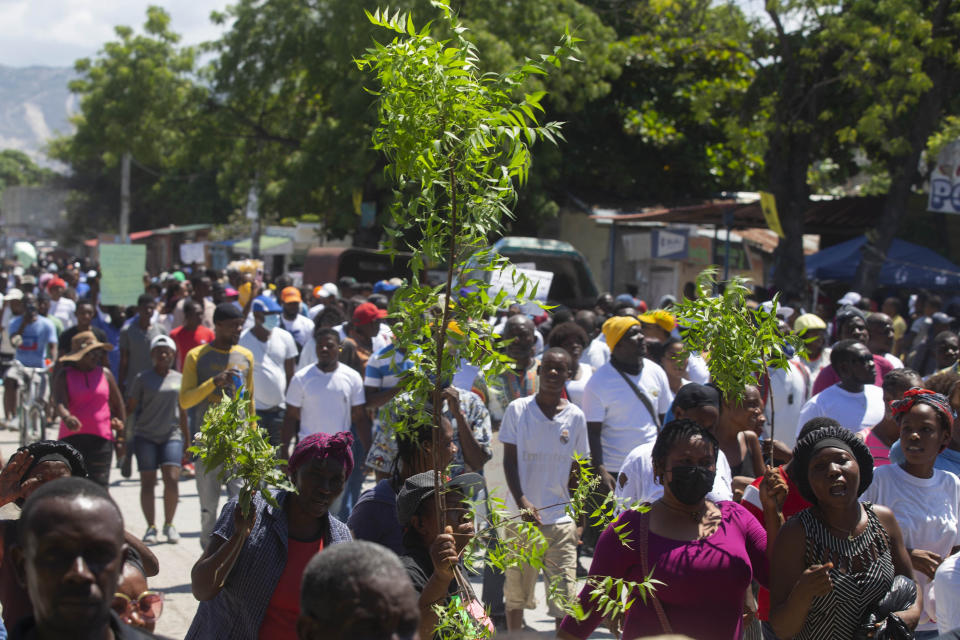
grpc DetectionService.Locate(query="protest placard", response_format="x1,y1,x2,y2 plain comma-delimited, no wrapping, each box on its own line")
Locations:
99,244,146,306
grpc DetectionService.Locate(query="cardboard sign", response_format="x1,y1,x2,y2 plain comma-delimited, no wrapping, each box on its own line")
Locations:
99,244,146,306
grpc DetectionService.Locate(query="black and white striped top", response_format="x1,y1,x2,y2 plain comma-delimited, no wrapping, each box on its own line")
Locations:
795,503,895,640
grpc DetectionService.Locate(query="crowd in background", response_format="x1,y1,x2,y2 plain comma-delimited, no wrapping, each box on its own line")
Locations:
0,255,957,639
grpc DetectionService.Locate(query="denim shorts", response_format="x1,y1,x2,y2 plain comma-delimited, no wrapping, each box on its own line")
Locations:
133,436,183,472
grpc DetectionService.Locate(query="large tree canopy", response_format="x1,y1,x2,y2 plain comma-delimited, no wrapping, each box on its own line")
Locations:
50,0,960,294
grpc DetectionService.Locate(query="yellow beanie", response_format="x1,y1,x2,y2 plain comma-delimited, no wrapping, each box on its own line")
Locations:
602,315,641,351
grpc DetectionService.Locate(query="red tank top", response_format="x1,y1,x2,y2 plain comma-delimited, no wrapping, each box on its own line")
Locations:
257,538,324,640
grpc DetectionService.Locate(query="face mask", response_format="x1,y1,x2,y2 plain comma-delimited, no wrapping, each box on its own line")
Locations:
667,465,716,505
263,314,279,331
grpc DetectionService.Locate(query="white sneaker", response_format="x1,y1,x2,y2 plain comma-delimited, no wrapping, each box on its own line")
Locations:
163,524,180,544
142,525,158,544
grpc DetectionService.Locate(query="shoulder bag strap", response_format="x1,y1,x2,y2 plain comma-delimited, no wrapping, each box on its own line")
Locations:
638,510,673,634
614,367,661,430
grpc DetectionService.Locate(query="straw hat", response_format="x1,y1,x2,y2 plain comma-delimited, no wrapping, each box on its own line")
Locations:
60,331,113,363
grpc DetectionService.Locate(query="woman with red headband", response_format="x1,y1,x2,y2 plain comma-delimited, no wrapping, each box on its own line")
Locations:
186,431,354,640
862,388,960,638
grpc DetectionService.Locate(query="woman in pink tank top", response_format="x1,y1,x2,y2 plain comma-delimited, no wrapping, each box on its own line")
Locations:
52,331,125,487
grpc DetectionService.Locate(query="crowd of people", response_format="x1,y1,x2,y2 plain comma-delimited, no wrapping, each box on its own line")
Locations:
0,257,957,639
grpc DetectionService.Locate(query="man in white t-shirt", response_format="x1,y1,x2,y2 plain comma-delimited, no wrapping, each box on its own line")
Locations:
278,286,315,353
46,277,76,329
796,339,885,436
583,315,673,494
282,327,369,458
500,347,589,631
239,295,298,446
616,383,733,506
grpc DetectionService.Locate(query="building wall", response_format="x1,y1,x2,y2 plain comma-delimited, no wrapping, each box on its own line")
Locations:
0,186,69,237
554,207,768,304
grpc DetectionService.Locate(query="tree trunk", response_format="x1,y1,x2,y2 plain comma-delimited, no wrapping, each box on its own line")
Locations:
853,66,956,295
768,129,812,300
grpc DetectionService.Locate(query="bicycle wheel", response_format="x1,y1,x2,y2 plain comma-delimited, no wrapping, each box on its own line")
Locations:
25,406,44,445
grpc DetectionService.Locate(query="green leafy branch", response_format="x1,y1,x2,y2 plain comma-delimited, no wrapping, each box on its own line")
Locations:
188,390,295,516
673,267,806,459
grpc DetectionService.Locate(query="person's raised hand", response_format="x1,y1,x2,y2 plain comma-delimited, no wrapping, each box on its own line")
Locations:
909,548,943,580
759,465,787,512
762,439,793,463
441,386,462,418
429,526,460,579
0,450,33,505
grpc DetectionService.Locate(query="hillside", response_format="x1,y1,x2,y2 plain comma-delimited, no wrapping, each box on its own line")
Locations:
0,65,76,162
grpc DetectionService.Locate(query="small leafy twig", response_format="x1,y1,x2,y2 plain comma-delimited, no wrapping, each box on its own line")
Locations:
188,389,296,516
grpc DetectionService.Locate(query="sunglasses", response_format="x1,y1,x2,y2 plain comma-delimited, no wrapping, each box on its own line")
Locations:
112,590,164,623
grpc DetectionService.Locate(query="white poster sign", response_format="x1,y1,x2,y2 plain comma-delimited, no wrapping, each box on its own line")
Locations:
180,242,206,265
929,139,960,214
488,266,554,315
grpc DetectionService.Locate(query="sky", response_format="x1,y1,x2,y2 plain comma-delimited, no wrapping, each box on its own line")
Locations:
0,0,232,67
1,0,768,68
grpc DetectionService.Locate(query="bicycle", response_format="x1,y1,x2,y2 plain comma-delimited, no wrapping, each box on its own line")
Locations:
18,366,50,447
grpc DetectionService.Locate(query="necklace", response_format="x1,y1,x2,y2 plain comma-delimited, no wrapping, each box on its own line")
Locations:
814,505,862,541
658,499,706,524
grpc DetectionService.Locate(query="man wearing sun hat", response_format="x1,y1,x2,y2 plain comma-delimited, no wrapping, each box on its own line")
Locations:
582,315,673,495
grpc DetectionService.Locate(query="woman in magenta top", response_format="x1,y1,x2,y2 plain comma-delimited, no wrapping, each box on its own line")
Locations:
52,331,125,487
559,419,777,640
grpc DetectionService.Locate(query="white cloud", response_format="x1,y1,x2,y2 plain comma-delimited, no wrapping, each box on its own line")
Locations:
0,0,232,68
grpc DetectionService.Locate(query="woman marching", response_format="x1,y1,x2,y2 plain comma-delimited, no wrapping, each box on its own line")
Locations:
769,425,922,639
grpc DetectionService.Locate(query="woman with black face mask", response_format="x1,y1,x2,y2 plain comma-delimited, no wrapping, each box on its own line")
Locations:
559,419,780,640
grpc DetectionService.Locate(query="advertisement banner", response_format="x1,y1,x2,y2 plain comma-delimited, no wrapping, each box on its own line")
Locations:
929,139,960,214
651,229,689,259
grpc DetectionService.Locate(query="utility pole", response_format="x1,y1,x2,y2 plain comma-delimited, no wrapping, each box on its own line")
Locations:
120,151,132,243
246,184,261,260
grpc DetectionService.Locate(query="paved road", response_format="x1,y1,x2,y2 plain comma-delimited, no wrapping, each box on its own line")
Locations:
0,430,612,639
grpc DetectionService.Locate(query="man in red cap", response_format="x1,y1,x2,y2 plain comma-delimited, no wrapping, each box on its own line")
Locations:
339,302,388,375
46,277,76,329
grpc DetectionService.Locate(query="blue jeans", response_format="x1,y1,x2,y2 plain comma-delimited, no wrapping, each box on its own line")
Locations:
332,424,366,521
255,407,285,448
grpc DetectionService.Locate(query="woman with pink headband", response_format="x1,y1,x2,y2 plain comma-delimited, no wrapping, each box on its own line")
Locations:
186,431,354,640
862,388,960,638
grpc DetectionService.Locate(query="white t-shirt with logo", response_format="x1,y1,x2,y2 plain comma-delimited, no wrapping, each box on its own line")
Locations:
862,464,960,631
582,360,673,472
498,395,589,525
286,363,365,438
795,383,885,436
615,441,734,507
764,360,810,450
239,327,298,410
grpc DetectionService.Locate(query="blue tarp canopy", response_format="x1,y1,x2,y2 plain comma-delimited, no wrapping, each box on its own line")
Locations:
806,235,960,290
